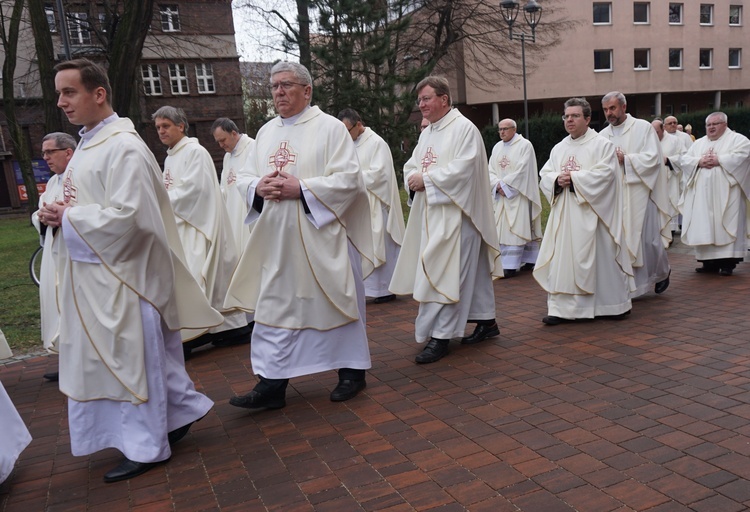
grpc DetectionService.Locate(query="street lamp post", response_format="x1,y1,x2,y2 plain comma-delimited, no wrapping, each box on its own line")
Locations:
499,0,542,140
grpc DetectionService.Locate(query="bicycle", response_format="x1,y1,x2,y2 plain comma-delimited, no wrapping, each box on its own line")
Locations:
29,246,43,287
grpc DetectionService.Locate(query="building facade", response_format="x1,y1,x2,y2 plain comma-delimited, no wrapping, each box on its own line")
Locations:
453,0,749,130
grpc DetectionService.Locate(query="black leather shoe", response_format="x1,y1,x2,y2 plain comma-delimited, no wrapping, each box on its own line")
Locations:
103,458,162,483
719,268,733,276
695,266,718,274
521,263,535,271
655,271,670,294
503,269,519,278
43,372,59,382
373,294,396,304
415,338,450,364
461,322,500,345
229,390,286,410
212,323,253,347
542,315,562,325
330,379,366,402
168,412,207,445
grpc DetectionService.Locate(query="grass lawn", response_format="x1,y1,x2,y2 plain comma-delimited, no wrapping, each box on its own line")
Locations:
0,216,43,354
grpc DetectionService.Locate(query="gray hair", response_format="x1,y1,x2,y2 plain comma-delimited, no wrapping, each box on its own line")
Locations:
602,91,627,106
706,111,727,124
42,132,76,150
564,97,592,119
270,62,312,87
416,76,452,106
337,108,362,125
211,117,240,134
498,119,517,129
151,106,189,134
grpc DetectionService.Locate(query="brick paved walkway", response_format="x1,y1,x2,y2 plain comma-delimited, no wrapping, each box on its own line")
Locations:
2,246,750,511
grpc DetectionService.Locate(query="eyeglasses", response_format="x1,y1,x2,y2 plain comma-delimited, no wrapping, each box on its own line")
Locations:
498,127,514,132
417,95,443,106
705,121,726,127
270,81,307,91
42,148,67,157
346,124,357,134
562,113,583,120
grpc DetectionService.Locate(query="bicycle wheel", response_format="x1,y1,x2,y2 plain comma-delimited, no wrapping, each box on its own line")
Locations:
30,246,43,287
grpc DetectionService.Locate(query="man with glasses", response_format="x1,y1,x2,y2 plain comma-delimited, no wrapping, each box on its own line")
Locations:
225,62,373,408
337,108,405,304
600,92,672,298
674,112,750,276
664,116,693,152
534,98,633,325
32,132,77,383
488,119,542,277
390,76,501,363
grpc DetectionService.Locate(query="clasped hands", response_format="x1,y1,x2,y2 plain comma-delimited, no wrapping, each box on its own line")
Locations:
698,152,719,169
38,201,69,228
257,170,301,202
557,169,573,188
407,172,425,192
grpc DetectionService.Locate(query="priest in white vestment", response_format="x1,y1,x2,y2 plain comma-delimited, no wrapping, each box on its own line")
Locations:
43,58,223,484
154,107,251,356
0,329,33,485
338,108,405,304
488,119,543,276
665,116,694,152
600,92,672,298
673,112,750,275
31,132,77,382
534,98,633,325
224,62,374,408
390,76,502,364
212,117,254,253
652,120,687,233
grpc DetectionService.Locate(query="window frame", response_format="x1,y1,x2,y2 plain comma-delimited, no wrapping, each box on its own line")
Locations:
141,64,163,96
633,2,650,24
668,48,683,69
44,4,57,32
634,48,650,70
668,3,683,25
594,49,613,72
699,4,714,25
729,48,742,69
195,63,216,94
729,5,742,26
68,12,91,46
160,4,181,32
699,48,713,69
168,63,189,95
593,2,612,25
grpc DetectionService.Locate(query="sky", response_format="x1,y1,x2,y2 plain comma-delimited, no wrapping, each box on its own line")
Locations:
231,1,295,63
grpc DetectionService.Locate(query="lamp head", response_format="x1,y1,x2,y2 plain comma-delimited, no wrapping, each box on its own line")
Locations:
524,0,542,29
500,0,520,26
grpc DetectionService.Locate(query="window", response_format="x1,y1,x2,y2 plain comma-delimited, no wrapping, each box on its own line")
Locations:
699,48,713,68
141,65,162,96
729,5,742,25
729,48,741,68
669,48,683,69
634,2,650,23
195,64,215,94
594,50,613,71
44,4,57,32
98,13,107,32
680,104,688,114
669,3,683,24
593,3,611,24
68,12,90,45
634,49,650,70
665,104,674,115
700,4,713,25
168,64,189,94
160,5,181,32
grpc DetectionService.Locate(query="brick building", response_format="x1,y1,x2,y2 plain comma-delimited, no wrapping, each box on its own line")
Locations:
0,0,245,209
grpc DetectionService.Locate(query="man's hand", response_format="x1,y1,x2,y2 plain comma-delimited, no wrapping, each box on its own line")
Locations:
496,182,506,197
615,147,625,165
275,171,301,200
557,170,572,188
699,151,719,169
42,201,70,228
407,172,425,192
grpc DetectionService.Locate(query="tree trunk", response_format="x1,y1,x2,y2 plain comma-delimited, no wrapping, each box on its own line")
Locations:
1,0,39,214
296,0,311,70
27,0,63,134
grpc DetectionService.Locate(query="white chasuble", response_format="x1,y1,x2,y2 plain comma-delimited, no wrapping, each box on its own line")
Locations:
58,118,222,405
660,132,686,230
221,134,254,252
0,378,32,484
390,108,501,304
488,134,543,268
354,127,405,297
225,106,374,331
164,137,246,333
32,173,65,352
676,129,750,259
534,129,633,319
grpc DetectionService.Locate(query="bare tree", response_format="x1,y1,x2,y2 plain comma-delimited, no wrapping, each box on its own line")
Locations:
28,0,63,134
1,0,38,214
